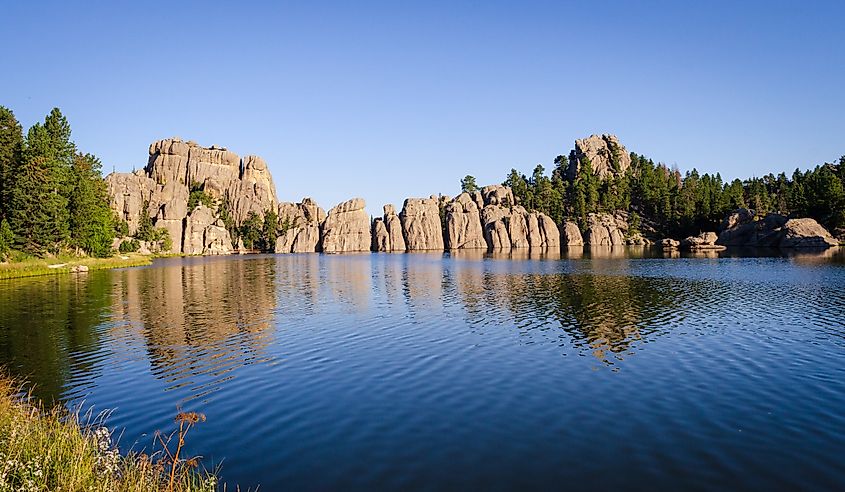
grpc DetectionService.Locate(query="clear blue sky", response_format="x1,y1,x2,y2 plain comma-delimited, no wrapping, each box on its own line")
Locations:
2,1,843,215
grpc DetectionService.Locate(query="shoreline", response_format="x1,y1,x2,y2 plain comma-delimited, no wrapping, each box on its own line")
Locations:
0,254,155,280
4,244,843,281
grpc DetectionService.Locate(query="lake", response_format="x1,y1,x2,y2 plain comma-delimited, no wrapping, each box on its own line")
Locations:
1,247,844,490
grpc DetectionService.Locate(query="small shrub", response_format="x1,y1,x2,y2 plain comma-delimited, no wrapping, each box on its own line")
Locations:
119,239,140,253
187,181,215,210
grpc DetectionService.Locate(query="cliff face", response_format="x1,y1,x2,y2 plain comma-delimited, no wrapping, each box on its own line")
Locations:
106,138,278,255
567,134,631,180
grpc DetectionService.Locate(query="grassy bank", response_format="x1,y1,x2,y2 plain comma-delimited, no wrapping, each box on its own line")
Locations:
0,375,221,491
0,254,153,280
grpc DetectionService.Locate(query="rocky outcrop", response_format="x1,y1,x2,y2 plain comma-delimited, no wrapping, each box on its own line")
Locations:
716,209,838,248
183,205,234,255
445,193,487,249
780,218,839,248
481,185,515,207
321,198,370,253
585,213,626,246
275,197,325,253
478,198,559,250
561,221,584,246
532,212,561,248
382,204,406,252
681,232,725,250
371,218,390,252
661,238,680,249
400,197,444,251
107,137,280,255
106,171,157,235
567,134,631,180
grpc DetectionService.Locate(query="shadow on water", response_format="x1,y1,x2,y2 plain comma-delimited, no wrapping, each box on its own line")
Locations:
0,273,112,403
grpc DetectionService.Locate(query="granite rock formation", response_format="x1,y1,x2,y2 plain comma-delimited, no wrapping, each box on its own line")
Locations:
183,205,234,255
561,221,584,246
321,198,371,253
107,138,279,254
400,197,445,251
567,134,631,180
445,193,487,249
275,197,325,253
716,209,838,248
386,205,406,252
584,213,626,246
681,232,725,250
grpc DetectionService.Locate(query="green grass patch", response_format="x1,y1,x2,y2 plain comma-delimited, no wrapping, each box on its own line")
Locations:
0,254,153,280
0,375,225,491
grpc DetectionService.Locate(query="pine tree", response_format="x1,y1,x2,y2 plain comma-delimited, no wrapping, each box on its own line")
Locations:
262,209,279,252
0,107,23,220
460,175,479,193
69,153,115,257
8,109,76,255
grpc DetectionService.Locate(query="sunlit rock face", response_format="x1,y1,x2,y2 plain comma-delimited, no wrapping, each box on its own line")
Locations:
107,137,280,255
445,193,486,250
566,134,631,180
275,198,326,253
321,198,371,253
382,204,406,252
400,197,445,251
584,213,626,246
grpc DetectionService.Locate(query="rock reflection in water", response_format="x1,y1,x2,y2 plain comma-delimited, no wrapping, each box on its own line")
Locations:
109,256,278,401
3,246,841,406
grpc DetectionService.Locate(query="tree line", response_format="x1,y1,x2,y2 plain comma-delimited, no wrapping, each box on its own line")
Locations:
464,150,845,238
0,106,116,259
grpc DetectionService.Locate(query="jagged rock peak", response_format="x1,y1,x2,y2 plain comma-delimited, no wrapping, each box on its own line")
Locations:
107,137,280,256
567,134,631,180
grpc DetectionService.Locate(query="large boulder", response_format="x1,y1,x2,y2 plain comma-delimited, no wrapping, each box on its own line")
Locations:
481,185,516,207
507,206,530,248
400,197,444,251
292,224,321,253
372,218,390,252
585,213,625,246
567,134,631,180
779,218,838,248
275,228,298,253
681,232,725,250
561,221,583,246
525,211,560,248
538,213,561,248
321,198,370,253
445,193,486,249
275,198,325,253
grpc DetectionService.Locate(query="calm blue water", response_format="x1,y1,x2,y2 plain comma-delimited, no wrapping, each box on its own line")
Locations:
1,248,844,490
